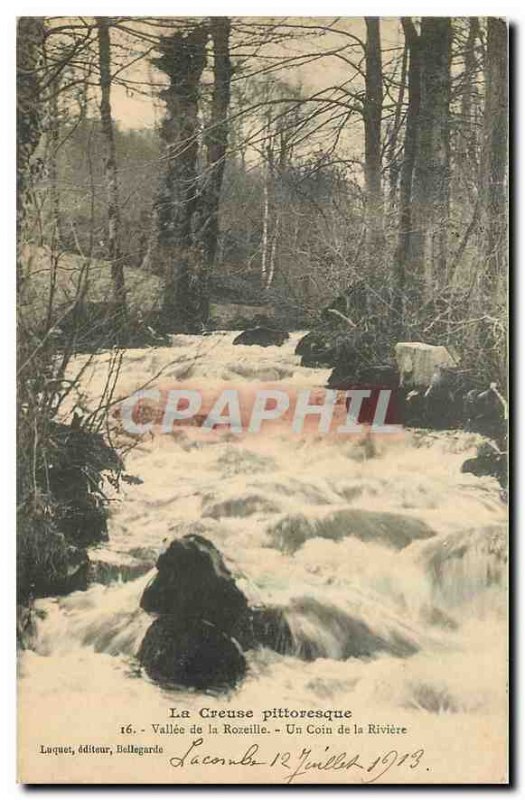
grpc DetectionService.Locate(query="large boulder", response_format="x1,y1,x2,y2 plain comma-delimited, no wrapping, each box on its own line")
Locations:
140,534,249,633
418,365,469,429
465,384,508,444
392,356,476,431
400,366,507,436
327,363,399,390
295,328,340,367
138,616,246,690
137,535,299,690
233,326,289,347
297,328,373,371
461,442,508,489
395,342,458,389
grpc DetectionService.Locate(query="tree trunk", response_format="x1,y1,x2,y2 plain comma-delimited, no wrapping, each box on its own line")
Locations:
387,35,408,208
480,18,507,286
267,213,279,290
143,25,208,332
96,18,127,324
17,17,45,291
410,17,451,295
260,113,277,290
48,85,62,246
261,160,271,288
43,32,63,250
456,18,480,201
194,16,232,321
363,18,384,269
392,18,421,332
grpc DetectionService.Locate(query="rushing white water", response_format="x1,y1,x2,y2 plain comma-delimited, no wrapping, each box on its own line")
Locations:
20,332,507,724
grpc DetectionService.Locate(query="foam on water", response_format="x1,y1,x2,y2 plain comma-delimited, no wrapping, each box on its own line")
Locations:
20,332,507,719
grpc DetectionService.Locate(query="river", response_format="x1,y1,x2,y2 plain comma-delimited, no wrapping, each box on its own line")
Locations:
18,332,508,782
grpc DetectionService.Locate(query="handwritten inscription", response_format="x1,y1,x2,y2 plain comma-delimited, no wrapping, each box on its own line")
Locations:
169,737,425,784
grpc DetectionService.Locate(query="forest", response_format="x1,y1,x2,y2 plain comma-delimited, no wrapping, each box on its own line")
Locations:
17,17,508,607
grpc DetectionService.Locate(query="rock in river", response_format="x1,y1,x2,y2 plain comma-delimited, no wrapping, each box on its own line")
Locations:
270,508,436,554
140,534,249,633
138,616,246,690
233,326,289,347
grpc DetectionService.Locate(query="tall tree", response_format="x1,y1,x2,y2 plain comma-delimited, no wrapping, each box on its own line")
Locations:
17,17,45,290
193,17,232,319
97,18,127,322
410,17,451,296
392,18,421,330
456,18,481,200
480,18,507,285
143,24,208,331
47,82,62,246
363,18,384,269
259,91,299,290
386,34,409,208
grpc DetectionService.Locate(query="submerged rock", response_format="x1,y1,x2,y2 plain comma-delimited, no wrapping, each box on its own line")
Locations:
270,508,435,553
286,597,418,660
233,606,294,655
422,524,507,606
233,326,289,347
138,616,246,690
89,548,155,585
202,493,281,519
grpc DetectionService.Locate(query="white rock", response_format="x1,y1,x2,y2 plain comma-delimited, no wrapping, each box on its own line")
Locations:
395,342,458,388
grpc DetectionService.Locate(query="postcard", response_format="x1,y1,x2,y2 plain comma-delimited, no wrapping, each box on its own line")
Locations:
17,15,508,784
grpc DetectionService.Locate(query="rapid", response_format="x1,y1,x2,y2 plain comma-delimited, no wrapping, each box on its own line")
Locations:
18,332,508,773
